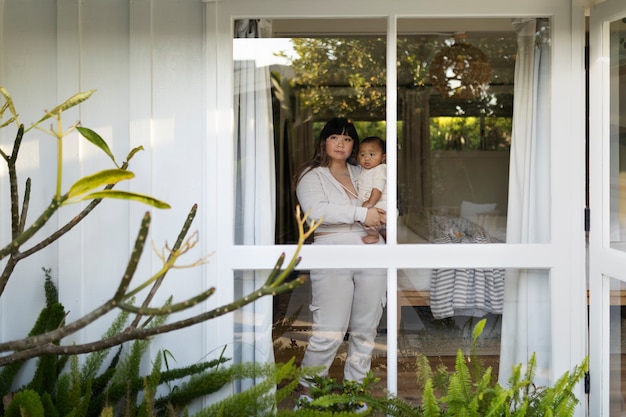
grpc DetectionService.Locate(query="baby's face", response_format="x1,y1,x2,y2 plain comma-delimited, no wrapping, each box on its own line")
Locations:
358,142,385,169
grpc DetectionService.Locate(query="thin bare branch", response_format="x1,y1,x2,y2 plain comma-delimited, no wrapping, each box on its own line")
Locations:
0,274,306,366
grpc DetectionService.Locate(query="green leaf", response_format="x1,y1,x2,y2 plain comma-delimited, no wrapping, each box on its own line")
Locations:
472,318,486,342
126,146,144,163
28,90,96,130
421,380,442,417
0,86,17,119
0,116,17,129
76,126,118,167
76,190,171,209
67,169,135,198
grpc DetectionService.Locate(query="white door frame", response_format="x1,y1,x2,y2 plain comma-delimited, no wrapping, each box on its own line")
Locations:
589,0,626,414
207,0,586,410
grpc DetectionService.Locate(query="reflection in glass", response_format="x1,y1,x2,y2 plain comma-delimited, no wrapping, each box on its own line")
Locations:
609,19,626,250
609,276,626,414
396,268,511,403
396,19,517,244
396,268,552,403
233,19,387,245
429,33,492,100
271,270,388,408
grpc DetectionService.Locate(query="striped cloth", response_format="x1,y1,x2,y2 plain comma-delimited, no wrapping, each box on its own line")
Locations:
429,215,505,319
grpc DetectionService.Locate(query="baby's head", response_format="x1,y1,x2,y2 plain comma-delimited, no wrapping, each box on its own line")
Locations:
358,136,386,169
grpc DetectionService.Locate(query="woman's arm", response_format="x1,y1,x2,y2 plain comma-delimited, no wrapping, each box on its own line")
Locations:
296,169,367,225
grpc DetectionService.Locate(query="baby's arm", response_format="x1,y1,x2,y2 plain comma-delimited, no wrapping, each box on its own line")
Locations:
362,188,383,208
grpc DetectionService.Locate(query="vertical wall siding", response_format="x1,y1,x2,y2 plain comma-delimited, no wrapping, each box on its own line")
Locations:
0,0,62,349
0,0,215,391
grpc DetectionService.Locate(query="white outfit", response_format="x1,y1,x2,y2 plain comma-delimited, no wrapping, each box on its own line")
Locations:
357,163,387,210
296,165,387,384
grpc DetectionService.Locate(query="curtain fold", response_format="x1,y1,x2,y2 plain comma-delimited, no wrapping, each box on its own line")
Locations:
399,88,432,238
499,18,552,386
233,19,276,387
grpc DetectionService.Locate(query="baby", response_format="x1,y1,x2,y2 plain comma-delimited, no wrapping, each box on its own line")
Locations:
357,136,387,243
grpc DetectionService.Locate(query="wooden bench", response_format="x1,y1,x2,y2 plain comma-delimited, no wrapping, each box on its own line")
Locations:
397,289,626,330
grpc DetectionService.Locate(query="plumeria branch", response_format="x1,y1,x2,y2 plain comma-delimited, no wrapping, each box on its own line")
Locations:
0,206,317,366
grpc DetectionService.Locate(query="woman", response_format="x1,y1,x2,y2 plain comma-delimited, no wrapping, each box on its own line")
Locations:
294,117,387,400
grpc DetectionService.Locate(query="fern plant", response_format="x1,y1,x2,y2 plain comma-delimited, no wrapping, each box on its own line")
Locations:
284,372,420,417
415,319,588,417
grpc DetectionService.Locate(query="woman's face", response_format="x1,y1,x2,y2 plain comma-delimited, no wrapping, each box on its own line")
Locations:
324,134,354,163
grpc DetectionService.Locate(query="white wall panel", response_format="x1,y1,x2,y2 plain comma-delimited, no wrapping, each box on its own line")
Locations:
0,0,62,359
142,0,208,365
0,0,215,391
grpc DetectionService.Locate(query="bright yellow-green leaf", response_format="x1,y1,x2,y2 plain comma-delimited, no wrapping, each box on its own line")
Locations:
472,318,486,341
0,87,17,119
67,169,135,198
28,90,96,130
77,190,171,209
76,126,118,167
0,116,16,129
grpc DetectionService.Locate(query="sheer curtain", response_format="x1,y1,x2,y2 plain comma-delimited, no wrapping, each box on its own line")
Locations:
233,19,276,385
499,18,552,386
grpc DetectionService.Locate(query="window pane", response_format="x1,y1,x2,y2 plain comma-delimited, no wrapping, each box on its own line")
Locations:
398,268,551,404
397,18,520,244
609,18,626,250
271,270,388,410
609,276,626,414
233,18,387,245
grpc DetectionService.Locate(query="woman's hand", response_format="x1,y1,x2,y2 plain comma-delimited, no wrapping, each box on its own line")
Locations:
363,207,386,229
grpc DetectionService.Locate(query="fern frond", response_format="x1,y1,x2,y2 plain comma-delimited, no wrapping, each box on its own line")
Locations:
82,306,131,383
421,379,441,417
191,362,286,417
452,348,472,400
159,356,230,384
137,353,162,417
416,353,434,390
484,389,511,417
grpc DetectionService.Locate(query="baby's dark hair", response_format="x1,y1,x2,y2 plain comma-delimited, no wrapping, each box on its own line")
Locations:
361,136,386,153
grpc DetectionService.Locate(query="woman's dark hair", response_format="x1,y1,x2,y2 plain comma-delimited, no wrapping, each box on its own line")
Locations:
293,117,359,188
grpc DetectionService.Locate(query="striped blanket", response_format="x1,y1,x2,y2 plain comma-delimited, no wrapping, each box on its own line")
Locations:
429,215,505,319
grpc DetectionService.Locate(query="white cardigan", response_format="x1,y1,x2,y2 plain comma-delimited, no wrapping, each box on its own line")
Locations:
296,165,368,233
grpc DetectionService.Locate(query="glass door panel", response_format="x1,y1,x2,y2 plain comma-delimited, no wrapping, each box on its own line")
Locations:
609,19,626,251
589,2,626,415
229,12,560,411
396,18,521,244
609,276,626,415
232,18,387,245
397,267,550,404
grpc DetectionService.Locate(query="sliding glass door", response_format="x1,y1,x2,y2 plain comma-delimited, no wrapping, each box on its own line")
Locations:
589,1,626,414
214,0,585,413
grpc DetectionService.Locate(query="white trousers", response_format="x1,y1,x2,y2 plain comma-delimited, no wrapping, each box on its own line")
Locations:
300,231,387,384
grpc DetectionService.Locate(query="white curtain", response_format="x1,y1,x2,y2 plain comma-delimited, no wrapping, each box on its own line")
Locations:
498,18,552,386
233,19,276,386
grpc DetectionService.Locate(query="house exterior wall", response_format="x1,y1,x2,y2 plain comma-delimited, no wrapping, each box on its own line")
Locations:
0,0,216,388
0,0,590,414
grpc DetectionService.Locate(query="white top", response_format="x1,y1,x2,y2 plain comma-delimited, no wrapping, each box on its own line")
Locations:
357,163,387,210
296,164,368,233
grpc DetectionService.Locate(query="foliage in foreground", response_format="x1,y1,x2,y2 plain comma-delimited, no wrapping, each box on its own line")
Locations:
415,319,588,417
0,272,316,417
0,88,318,416
281,319,587,416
